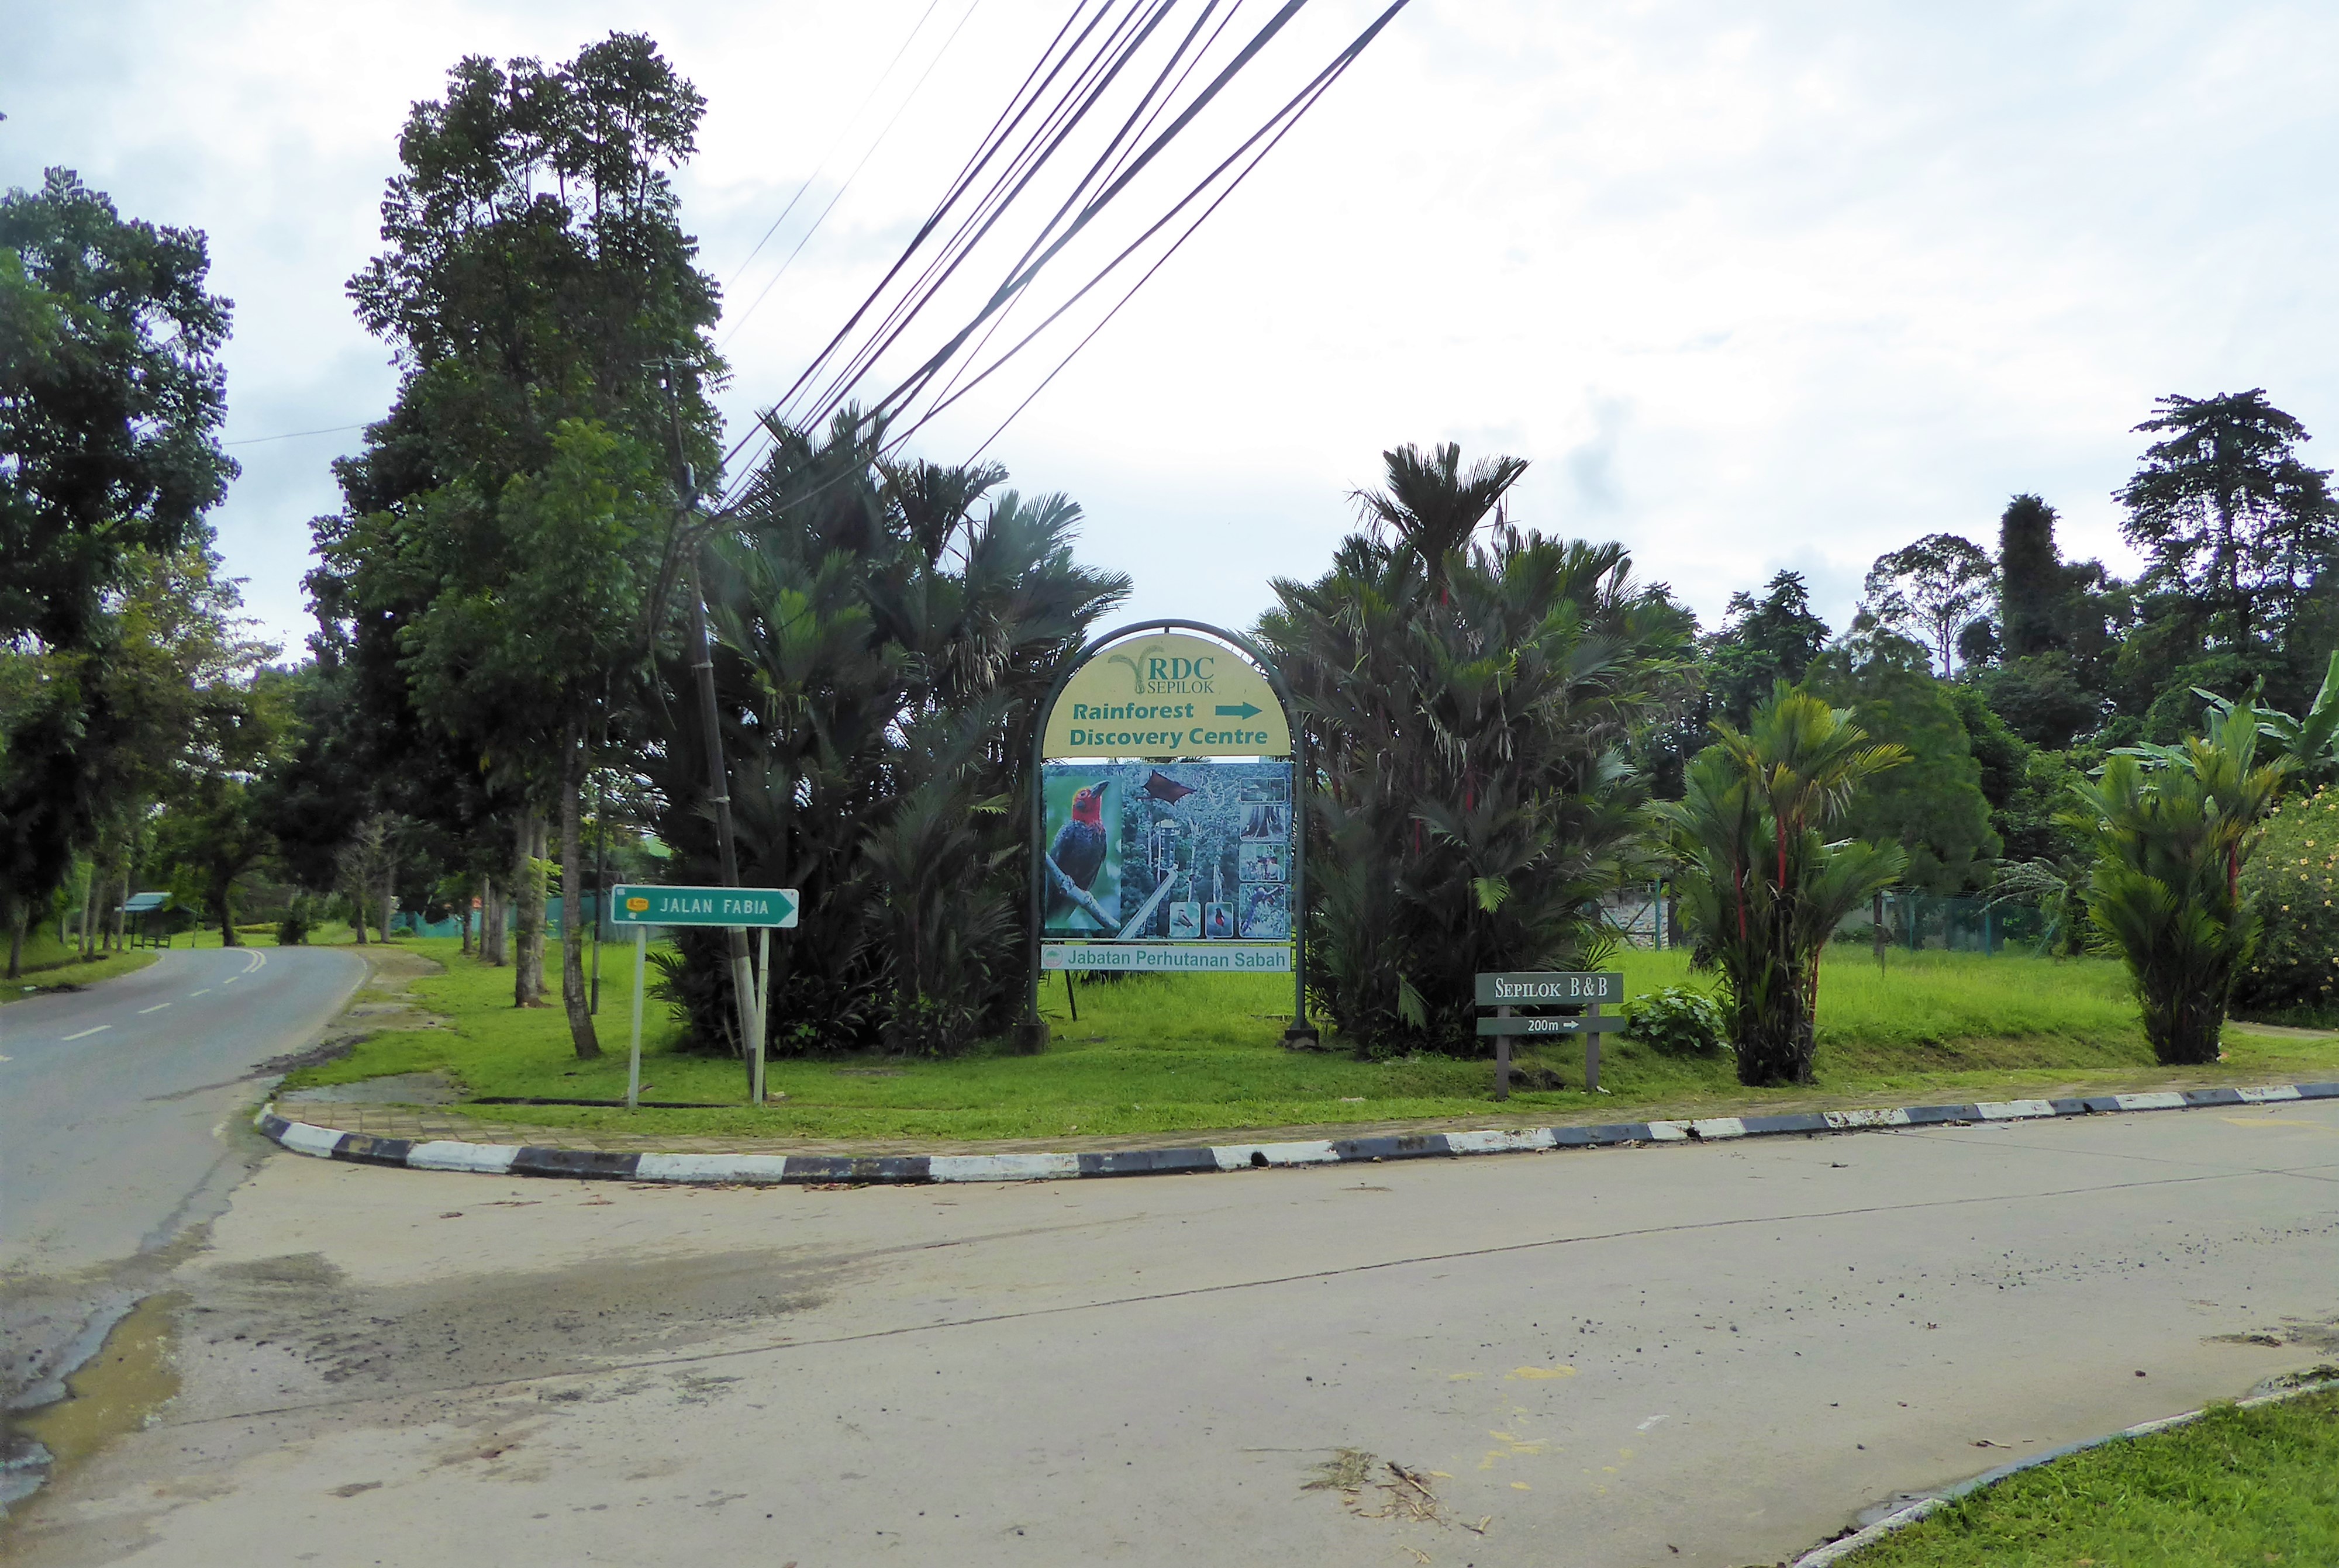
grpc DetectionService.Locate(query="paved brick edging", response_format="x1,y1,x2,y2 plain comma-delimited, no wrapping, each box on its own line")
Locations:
254,1080,2339,1185
1788,1374,2339,1567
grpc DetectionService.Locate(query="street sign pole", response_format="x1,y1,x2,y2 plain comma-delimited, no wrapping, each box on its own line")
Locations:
753,926,771,1106
627,926,647,1112
1495,1004,1512,1102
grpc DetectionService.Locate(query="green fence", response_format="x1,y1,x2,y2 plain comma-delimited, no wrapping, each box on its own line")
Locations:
1603,885,2051,955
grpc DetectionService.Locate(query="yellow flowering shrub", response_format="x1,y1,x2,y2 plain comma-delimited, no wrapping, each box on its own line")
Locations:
2235,786,2339,1017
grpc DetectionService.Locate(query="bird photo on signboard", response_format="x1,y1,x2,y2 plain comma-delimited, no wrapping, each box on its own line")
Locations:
1045,778,1117,932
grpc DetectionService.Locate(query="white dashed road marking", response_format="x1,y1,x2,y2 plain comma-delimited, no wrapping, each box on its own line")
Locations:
63,1025,111,1041
139,1004,171,1014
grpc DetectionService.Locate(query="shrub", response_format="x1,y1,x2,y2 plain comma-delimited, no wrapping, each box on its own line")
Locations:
275,898,314,947
2068,702,2282,1063
2233,785,2339,1018
1625,985,1729,1055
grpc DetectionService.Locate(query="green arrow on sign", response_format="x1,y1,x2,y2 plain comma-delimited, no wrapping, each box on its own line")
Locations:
1215,702,1261,719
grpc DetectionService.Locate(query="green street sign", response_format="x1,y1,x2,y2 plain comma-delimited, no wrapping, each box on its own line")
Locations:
1475,1013,1628,1035
610,883,799,928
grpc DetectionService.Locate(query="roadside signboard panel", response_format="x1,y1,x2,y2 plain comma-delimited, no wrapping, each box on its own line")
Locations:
1040,759,1290,943
610,883,799,928
1041,941,1291,973
1474,971,1624,1006
1041,633,1291,758
1475,1013,1628,1035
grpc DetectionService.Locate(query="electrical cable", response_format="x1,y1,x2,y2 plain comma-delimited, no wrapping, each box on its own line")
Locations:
719,0,985,350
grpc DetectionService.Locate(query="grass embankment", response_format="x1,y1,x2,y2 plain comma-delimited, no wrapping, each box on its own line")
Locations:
2,929,158,1002
276,938,2339,1144
1836,1386,2339,1566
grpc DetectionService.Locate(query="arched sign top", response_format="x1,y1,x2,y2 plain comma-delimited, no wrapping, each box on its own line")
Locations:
1041,630,1291,758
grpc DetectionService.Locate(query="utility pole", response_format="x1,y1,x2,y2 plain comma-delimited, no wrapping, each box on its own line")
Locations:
663,365,760,1087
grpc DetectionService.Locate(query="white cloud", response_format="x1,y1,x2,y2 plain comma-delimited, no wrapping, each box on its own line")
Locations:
8,0,2335,651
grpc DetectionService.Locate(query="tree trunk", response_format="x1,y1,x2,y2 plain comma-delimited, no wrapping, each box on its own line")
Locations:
78,867,92,958
460,897,473,956
6,901,25,980
514,811,546,1007
481,873,504,966
558,724,601,1058
217,881,239,948
378,854,395,942
115,869,129,952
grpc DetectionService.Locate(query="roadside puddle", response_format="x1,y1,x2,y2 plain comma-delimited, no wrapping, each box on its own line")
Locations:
5,1291,184,1515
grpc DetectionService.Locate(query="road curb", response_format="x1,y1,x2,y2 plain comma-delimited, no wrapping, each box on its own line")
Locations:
253,1080,2339,1185
1788,1374,2339,1567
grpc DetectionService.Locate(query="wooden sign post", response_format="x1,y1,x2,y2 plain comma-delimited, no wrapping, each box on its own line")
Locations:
1474,971,1627,1100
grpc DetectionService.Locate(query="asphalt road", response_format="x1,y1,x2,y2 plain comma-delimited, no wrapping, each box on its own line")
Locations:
6,1096,2335,1567
1,947,364,1412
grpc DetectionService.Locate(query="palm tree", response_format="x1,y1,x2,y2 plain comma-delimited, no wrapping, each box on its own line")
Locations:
1264,444,1693,1054
2064,699,2283,1063
1660,686,1909,1086
648,410,1129,1056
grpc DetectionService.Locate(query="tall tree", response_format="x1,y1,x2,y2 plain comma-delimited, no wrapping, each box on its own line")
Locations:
1,171,236,919
1705,571,1830,728
1860,533,1997,679
2116,391,2336,652
316,33,724,1052
1998,495,2064,658
1806,631,2000,892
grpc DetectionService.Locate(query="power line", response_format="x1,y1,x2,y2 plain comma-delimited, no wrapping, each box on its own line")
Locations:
223,423,370,446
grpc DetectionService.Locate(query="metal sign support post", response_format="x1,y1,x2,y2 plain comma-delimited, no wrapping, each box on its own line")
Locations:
1495,1004,1512,1101
752,926,771,1106
627,927,647,1111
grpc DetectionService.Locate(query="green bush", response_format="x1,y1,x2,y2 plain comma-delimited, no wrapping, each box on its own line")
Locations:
2234,785,2339,1018
1625,984,1730,1055
275,897,314,947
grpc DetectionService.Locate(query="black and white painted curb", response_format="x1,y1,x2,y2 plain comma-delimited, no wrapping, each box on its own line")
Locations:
255,1080,2339,1185
1788,1374,2339,1567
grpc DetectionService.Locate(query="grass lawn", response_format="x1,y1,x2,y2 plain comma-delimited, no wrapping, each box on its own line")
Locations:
274,937,2339,1144
1834,1386,2339,1566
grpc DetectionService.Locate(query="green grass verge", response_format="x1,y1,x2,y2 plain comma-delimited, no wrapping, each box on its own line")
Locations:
1836,1386,2339,1566
2,941,158,1002
274,937,2339,1142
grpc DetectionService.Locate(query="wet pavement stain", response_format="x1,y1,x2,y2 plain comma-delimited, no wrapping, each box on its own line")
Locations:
5,1292,184,1519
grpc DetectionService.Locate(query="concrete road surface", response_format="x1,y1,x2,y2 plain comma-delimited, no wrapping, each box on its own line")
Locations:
1,948,364,1416
6,1094,2337,1567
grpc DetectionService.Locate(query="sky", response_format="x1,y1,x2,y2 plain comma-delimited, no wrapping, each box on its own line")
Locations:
7,0,2337,658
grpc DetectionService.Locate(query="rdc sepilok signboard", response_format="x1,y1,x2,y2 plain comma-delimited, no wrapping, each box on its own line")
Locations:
1041,634,1291,758
1033,627,1299,978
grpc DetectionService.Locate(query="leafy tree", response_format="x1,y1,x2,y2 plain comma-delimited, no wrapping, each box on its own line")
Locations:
2065,700,2282,1064
2116,391,2335,652
1264,443,1694,1056
1,170,236,652
1860,533,1997,678
1805,633,1999,892
1705,571,1830,728
316,33,724,1052
1659,686,1909,1086
1,171,236,924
